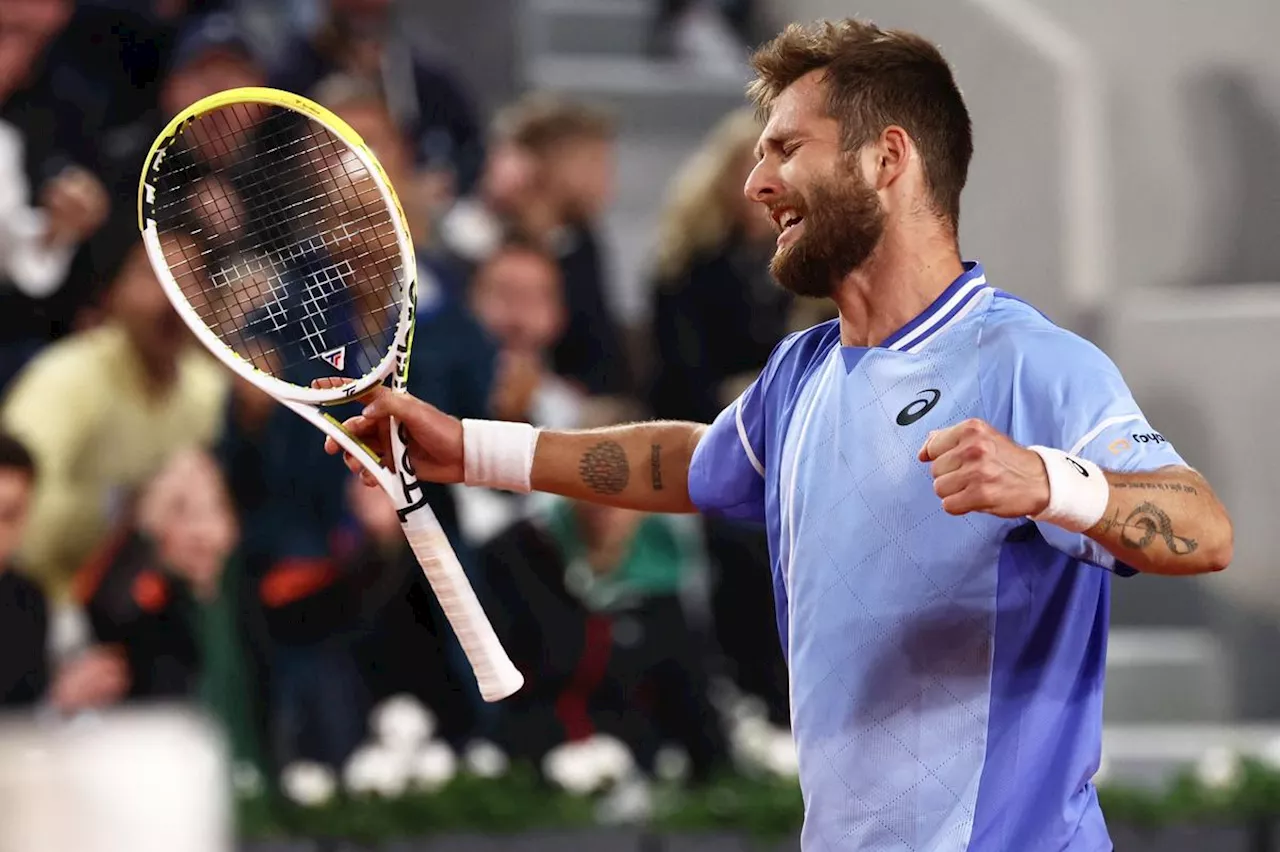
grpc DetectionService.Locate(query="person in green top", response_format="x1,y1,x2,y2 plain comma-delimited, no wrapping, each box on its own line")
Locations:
77,449,265,776
481,490,731,785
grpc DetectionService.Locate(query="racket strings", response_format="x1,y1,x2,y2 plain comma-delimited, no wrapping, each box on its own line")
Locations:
149,100,406,383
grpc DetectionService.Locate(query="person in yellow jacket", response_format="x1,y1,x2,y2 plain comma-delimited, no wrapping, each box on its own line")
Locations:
1,238,228,604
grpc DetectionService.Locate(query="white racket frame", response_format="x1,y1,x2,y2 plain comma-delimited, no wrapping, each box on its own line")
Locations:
139,86,523,702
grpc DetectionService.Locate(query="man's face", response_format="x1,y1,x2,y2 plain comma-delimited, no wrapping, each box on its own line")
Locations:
745,70,886,298
0,468,31,567
541,136,615,224
162,51,267,166
470,249,565,354
333,101,411,188
114,242,189,368
140,452,236,599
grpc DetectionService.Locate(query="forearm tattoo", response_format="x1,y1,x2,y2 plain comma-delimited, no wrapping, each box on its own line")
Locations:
579,440,629,495
1111,481,1199,497
1094,502,1199,556
650,444,664,491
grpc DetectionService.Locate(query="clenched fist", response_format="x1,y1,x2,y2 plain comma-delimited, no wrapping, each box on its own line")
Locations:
918,418,1051,518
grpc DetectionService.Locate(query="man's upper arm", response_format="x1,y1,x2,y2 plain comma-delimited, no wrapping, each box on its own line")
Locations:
687,373,767,523
984,317,1187,571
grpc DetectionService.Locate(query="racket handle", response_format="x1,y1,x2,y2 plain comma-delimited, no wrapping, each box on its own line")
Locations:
400,509,525,702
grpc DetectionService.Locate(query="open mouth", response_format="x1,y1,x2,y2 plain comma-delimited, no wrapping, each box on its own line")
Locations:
772,207,805,244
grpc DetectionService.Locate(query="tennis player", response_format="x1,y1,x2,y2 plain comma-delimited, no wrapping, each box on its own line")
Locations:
329,18,1234,852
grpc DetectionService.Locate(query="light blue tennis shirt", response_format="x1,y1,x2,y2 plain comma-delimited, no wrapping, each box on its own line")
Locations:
688,262,1185,852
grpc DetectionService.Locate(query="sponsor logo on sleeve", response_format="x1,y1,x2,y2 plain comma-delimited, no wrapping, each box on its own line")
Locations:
1109,432,1167,454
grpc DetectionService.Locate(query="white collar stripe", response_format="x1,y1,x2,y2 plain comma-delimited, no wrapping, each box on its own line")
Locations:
888,275,988,352
903,287,994,354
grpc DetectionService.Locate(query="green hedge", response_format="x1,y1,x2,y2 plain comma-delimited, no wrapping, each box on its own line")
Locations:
237,757,1280,843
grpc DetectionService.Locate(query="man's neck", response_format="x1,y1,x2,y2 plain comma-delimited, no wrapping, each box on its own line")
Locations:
514,198,564,245
832,227,965,348
124,335,179,397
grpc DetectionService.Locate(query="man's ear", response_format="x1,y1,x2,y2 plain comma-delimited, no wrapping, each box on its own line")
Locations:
871,125,912,191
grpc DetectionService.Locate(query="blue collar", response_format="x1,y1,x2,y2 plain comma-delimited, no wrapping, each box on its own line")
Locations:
877,260,990,352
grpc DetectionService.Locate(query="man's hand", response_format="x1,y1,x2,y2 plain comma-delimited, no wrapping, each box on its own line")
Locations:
317,380,709,514
489,348,543,423
50,645,130,712
40,166,109,247
321,384,465,487
918,418,1050,518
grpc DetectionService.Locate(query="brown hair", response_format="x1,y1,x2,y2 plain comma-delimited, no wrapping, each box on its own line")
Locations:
748,19,973,228
654,108,762,279
491,93,616,156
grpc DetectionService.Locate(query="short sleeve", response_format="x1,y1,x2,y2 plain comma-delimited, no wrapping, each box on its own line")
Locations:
688,375,767,523
981,311,1187,573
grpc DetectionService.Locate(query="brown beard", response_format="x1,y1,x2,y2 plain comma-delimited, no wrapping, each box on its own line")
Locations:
769,162,886,299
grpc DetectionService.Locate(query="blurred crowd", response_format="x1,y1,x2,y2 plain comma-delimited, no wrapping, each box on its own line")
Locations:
0,0,820,803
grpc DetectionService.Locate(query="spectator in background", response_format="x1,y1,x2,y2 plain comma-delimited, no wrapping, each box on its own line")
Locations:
482,402,729,784
647,108,790,728
0,432,131,714
471,239,582,431
0,237,229,606
648,108,784,423
160,11,264,120
76,449,238,700
269,0,485,206
0,0,112,391
454,237,583,547
71,448,263,767
441,94,631,396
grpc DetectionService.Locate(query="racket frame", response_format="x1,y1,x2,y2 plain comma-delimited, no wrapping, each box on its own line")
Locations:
138,87,407,409
138,86,524,702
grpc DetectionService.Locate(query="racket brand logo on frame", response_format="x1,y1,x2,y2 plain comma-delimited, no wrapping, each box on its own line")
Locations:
319,346,347,372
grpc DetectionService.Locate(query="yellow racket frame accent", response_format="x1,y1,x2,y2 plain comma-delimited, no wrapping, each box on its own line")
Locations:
138,86,412,241
137,86,419,408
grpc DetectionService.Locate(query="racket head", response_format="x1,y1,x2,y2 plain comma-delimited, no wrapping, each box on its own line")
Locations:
137,86,417,406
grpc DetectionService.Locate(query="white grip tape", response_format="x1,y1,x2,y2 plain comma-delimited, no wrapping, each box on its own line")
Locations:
400,510,524,702
462,419,538,493
1027,445,1111,533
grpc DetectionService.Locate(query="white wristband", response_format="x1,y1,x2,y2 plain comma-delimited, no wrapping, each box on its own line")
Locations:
462,419,539,493
1026,446,1110,533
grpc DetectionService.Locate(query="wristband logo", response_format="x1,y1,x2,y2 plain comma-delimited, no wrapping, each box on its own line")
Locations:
1066,456,1089,477
896,389,942,426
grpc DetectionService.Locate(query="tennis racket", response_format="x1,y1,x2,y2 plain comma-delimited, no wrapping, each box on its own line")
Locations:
137,86,523,702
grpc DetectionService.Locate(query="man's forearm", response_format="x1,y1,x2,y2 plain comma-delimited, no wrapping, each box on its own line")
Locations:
1087,466,1233,575
531,421,706,513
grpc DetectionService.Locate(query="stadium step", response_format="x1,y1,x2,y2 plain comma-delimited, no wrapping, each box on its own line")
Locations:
1104,627,1231,724
523,55,749,137
524,0,653,58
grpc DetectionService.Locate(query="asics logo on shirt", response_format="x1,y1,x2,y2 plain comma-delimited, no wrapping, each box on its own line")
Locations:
896,389,942,426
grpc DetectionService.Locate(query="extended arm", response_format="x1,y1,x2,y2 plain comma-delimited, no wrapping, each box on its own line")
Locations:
324,387,711,516
920,419,1233,577
1086,465,1232,576
531,422,707,513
